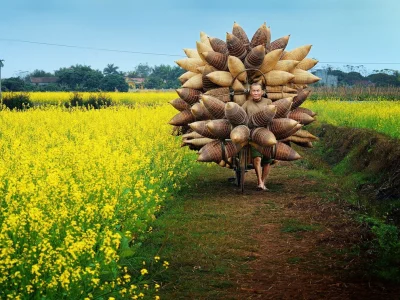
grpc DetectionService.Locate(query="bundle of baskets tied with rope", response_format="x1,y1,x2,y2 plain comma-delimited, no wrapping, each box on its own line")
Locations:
169,21,321,168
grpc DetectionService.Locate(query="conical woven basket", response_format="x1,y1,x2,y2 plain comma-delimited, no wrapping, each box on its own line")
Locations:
266,35,290,52
296,58,318,71
206,119,232,139
249,105,277,128
225,102,248,125
176,88,202,105
292,107,316,117
182,73,203,89
228,56,247,82
267,92,297,101
169,98,191,111
270,118,299,139
189,120,218,139
191,102,212,120
287,111,315,125
291,69,321,84
291,89,311,109
230,125,250,145
250,23,271,48
183,137,216,147
232,22,250,49
273,97,293,118
251,127,277,147
207,71,234,87
201,94,226,119
226,32,247,61
202,65,219,92
204,87,231,103
281,45,312,61
203,51,229,71
209,37,229,55
183,48,201,59
259,49,283,74
175,57,205,73
179,71,197,84
273,60,299,72
169,110,195,126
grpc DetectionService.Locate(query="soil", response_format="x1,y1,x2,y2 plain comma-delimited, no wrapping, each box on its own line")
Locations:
156,160,400,300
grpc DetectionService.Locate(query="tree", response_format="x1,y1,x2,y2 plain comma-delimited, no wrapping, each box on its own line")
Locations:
30,69,54,77
128,63,152,78
144,65,184,89
103,64,120,75
100,74,129,92
1,77,26,91
55,65,103,91
367,73,400,87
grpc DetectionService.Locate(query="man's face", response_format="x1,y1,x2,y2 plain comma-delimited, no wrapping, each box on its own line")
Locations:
250,85,262,102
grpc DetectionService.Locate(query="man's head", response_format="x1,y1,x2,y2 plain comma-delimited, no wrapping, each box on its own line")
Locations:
250,82,263,102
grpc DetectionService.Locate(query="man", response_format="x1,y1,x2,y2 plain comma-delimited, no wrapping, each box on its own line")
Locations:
242,83,274,191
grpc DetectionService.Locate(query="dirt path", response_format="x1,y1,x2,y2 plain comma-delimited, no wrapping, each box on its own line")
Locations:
145,160,400,299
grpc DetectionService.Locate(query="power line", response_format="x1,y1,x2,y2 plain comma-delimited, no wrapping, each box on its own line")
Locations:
1,37,400,65
319,62,400,65
0,38,185,57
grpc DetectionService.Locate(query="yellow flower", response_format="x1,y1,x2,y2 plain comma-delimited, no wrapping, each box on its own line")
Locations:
140,268,148,276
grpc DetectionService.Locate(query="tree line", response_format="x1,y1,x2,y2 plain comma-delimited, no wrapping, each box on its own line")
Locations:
1,63,185,92
314,65,400,87
1,63,399,92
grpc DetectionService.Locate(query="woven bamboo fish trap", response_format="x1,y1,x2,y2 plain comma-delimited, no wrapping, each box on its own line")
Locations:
175,57,205,73
251,128,277,147
182,73,203,89
206,119,232,139
204,87,231,103
273,60,300,72
226,33,247,60
203,51,229,71
296,58,319,71
202,65,219,92
233,22,250,49
266,35,290,52
267,92,297,101
281,45,312,61
169,21,321,191
287,111,315,125
248,105,277,128
183,48,201,59
292,107,317,117
201,94,226,119
225,102,248,125
191,102,212,120
176,88,202,105
189,120,218,139
179,71,197,84
169,98,191,111
209,37,229,55
273,97,293,118
169,109,195,126
230,125,250,145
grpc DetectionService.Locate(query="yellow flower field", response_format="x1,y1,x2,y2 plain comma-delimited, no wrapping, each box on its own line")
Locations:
303,100,400,139
3,91,177,106
0,103,197,299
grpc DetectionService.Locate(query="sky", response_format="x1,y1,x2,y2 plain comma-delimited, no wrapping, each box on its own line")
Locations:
0,0,399,78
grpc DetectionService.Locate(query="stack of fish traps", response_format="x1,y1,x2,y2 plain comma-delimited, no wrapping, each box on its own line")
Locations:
169,22,321,167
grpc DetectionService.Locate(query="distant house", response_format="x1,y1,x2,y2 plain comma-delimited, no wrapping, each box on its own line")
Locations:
30,77,59,86
125,77,145,89
312,69,338,87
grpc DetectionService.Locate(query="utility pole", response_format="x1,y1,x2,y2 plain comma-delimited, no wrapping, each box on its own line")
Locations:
0,59,4,102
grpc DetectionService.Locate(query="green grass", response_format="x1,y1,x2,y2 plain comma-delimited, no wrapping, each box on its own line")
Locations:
281,219,321,233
